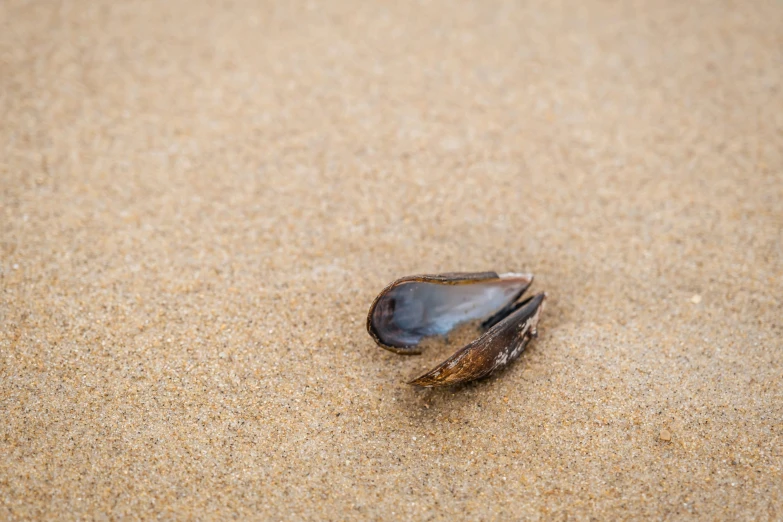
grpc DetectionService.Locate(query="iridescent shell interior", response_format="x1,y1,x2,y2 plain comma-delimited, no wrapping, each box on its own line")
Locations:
368,272,532,350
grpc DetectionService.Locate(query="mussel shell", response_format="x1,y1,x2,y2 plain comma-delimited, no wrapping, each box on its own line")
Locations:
367,271,533,354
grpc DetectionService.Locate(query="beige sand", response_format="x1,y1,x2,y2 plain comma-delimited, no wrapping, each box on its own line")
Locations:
1,0,782,519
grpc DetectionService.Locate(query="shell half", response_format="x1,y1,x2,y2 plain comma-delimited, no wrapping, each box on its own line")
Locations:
409,292,546,387
367,271,533,354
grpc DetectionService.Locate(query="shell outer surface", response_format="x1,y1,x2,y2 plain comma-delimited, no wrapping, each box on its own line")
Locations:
409,292,546,387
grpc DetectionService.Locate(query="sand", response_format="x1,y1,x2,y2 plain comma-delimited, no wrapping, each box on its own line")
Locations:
1,0,782,519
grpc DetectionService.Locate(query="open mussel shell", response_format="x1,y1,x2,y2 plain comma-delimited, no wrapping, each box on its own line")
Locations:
367,271,546,387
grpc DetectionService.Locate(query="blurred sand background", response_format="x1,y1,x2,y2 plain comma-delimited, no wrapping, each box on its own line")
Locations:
1,0,782,519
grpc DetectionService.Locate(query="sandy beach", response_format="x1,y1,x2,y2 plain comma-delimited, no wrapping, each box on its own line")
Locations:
1,0,782,519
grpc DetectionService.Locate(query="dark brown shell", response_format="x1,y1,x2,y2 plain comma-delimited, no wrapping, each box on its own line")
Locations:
409,292,546,387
